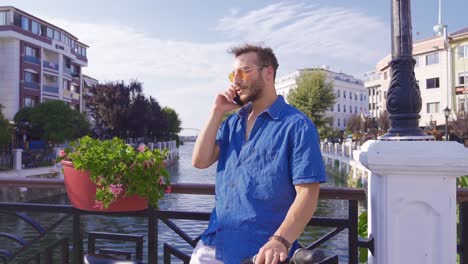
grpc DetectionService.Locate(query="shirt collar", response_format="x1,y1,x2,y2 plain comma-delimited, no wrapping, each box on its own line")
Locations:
236,95,286,120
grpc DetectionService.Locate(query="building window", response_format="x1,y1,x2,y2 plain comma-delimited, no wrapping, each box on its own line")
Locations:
354,93,357,100
426,52,439,65
426,77,440,89
53,30,60,41
337,90,340,98
338,104,341,112
24,71,38,82
344,91,346,99
24,97,36,107
0,11,7,25
25,45,38,57
46,27,53,38
349,105,352,113
338,118,341,127
459,72,468,85
330,105,334,112
360,94,363,101
349,91,352,100
31,20,40,35
427,102,440,113
459,98,466,112
384,91,387,99
21,16,29,31
458,45,468,59
343,118,347,127
344,105,346,113
355,106,358,113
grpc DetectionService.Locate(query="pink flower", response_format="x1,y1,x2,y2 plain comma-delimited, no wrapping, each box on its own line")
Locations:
158,176,165,186
59,150,67,158
93,200,104,210
165,185,172,193
110,184,123,196
137,144,146,152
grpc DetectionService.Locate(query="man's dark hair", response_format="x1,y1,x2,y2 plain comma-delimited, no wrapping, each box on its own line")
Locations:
228,44,279,80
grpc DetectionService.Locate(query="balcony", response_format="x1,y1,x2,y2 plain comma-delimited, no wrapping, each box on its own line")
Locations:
71,71,80,78
43,85,59,94
43,61,59,71
63,90,72,97
24,55,40,65
24,81,39,90
63,67,72,76
71,93,80,100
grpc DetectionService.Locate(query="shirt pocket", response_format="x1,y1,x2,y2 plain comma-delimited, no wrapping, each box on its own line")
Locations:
242,151,279,200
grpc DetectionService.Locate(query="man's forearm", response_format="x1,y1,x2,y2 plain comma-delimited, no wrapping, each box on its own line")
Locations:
192,110,224,168
274,183,320,244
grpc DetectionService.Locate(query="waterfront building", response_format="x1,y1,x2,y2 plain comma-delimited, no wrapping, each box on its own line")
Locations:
364,26,468,129
0,6,88,121
275,67,369,131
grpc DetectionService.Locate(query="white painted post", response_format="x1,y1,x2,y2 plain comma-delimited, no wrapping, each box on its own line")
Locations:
341,143,346,157
320,142,324,152
149,142,154,151
348,144,353,158
354,140,468,264
327,142,333,154
334,143,340,155
13,149,23,170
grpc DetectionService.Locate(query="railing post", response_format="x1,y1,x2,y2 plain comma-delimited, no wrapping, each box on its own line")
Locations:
320,142,324,152
334,143,339,155
13,149,23,170
348,200,359,264
341,143,345,157
355,141,468,263
148,206,157,264
72,213,82,264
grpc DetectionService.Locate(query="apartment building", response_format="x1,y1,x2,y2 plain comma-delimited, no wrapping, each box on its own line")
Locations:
276,67,369,131
365,26,468,129
0,6,88,121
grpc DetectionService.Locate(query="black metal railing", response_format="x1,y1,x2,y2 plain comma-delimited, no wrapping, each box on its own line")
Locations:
8,178,459,263
21,149,55,168
0,149,12,171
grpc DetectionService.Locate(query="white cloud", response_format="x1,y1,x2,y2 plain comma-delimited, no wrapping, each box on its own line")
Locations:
216,2,389,76
42,2,389,135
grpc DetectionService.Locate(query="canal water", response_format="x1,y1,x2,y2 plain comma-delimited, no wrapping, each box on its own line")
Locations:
0,142,365,263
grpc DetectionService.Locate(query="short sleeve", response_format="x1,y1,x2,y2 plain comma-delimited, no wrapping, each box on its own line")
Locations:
215,119,228,146
290,122,327,185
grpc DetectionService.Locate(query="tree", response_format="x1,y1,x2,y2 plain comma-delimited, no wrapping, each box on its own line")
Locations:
0,104,11,147
377,110,390,134
287,70,336,139
14,101,90,145
85,81,131,138
451,112,468,146
162,107,182,141
147,96,168,141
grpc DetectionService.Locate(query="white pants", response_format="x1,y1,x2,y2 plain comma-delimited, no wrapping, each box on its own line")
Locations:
189,240,224,264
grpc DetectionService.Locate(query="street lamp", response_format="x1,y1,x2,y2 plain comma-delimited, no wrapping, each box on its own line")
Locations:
444,106,451,140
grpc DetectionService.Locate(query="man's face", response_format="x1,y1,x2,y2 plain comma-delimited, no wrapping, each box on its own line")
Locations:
232,52,265,104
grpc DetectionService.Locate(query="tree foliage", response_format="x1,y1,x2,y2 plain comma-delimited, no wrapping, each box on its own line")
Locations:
451,112,468,146
14,101,89,144
0,104,11,147
86,80,179,141
162,107,182,141
287,70,336,139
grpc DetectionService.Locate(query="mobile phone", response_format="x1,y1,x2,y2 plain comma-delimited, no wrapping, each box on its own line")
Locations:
233,94,244,106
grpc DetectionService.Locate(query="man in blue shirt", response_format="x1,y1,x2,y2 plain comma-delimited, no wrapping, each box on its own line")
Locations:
192,44,326,264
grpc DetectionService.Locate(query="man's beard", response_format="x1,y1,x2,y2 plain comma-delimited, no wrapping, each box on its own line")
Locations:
241,76,264,104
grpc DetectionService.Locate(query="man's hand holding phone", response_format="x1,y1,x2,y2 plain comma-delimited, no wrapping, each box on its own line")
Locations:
213,86,243,114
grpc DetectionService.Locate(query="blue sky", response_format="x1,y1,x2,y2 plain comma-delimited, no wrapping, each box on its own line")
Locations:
3,0,467,135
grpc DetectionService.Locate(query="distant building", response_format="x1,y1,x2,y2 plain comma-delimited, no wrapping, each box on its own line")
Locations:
276,67,368,131
82,74,98,123
364,26,468,129
0,6,89,121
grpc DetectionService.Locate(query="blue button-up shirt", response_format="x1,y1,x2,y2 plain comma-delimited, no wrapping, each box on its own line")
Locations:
201,95,326,264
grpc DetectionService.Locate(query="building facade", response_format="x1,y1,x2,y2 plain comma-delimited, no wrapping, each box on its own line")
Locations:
276,67,369,131
365,26,468,129
0,6,88,121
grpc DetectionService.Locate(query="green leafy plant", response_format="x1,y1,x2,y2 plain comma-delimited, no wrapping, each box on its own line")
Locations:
58,136,170,209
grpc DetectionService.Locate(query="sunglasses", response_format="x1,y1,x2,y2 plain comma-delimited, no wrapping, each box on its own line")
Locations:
228,66,265,83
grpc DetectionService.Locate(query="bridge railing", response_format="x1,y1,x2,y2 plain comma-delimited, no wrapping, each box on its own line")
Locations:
0,178,374,263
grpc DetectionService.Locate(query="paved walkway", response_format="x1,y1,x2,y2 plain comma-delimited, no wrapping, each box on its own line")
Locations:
0,166,60,178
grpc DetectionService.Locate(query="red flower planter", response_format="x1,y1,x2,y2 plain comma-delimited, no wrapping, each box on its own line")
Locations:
62,161,148,212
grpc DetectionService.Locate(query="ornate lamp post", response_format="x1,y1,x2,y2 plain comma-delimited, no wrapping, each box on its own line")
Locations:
444,106,451,140
380,0,432,140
